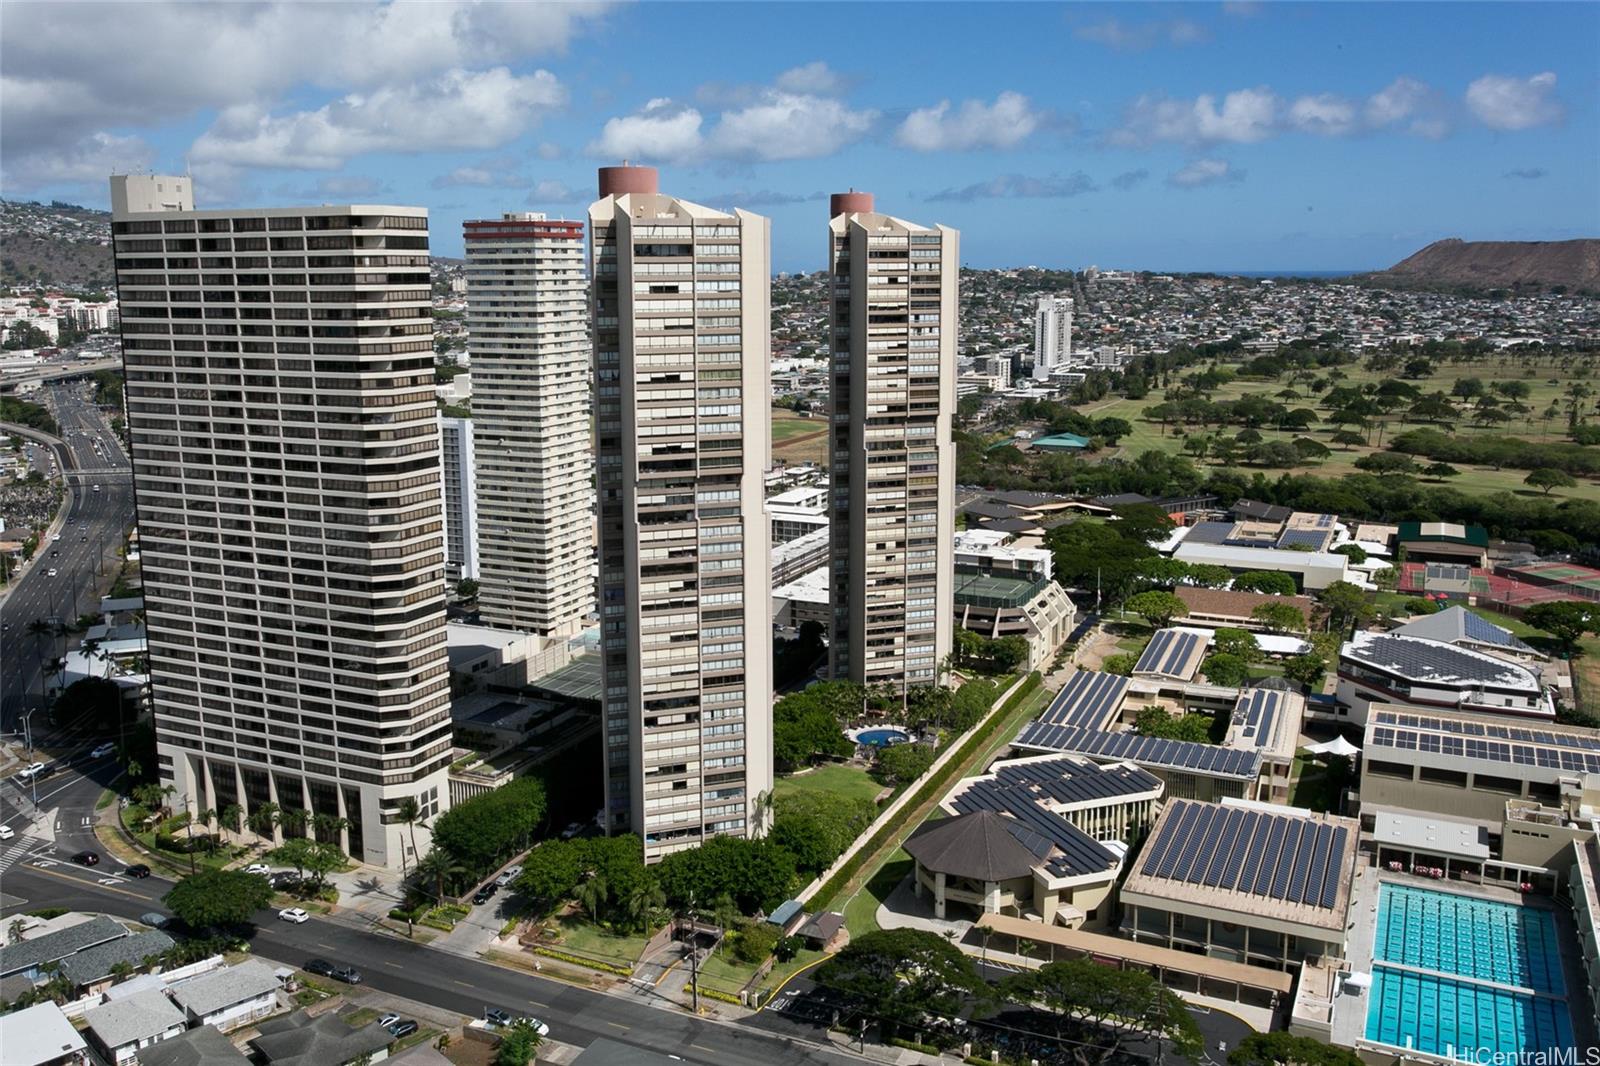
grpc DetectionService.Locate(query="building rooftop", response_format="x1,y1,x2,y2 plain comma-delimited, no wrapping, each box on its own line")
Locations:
1343,632,1543,694
953,570,1047,609
169,960,280,1018
1232,499,1293,523
1174,586,1313,624
1133,628,1208,682
905,810,1046,882
1035,670,1129,731
250,1010,392,1066
525,653,601,703
0,1001,89,1066
85,987,186,1049
59,929,174,986
136,1025,252,1066
1124,799,1358,932
948,754,1161,812
1014,722,1262,780
0,914,126,977
1397,520,1489,546
1372,809,1491,860
1368,708,1600,776
1391,605,1542,658
1221,688,1305,761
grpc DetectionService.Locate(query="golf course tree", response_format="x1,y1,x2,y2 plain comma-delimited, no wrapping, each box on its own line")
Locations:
164,868,274,929
1003,958,1203,1065
815,929,981,1040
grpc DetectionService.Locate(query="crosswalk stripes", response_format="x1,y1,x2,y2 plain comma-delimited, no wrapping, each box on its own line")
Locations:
0,834,53,874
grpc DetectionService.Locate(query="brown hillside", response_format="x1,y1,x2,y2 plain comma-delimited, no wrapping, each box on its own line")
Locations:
1368,237,1600,293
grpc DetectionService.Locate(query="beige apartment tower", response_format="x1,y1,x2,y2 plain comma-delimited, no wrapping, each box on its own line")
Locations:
464,213,594,636
827,193,958,694
109,177,452,869
589,166,774,861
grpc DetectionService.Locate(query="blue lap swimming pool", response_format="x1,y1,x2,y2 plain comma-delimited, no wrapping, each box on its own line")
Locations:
1365,883,1575,1059
855,728,910,747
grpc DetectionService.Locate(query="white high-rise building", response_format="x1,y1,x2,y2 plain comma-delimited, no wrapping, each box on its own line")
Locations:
827,192,957,695
589,165,774,861
439,415,479,583
109,176,452,869
1033,294,1073,381
464,213,593,637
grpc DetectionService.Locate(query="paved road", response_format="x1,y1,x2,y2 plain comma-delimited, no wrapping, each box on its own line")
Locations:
1,383,134,738
0,806,854,1066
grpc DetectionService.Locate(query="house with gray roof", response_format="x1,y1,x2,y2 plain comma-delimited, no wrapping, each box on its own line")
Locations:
168,960,281,1031
59,929,174,993
84,988,187,1065
0,1000,91,1065
249,1010,393,1066
136,1026,251,1066
0,915,126,980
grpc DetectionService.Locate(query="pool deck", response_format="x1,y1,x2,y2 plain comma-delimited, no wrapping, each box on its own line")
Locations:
1329,868,1595,1059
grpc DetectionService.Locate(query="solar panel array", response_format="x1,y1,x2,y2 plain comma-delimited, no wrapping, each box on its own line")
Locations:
1038,671,1129,730
1015,722,1262,779
1134,629,1205,679
1137,800,1349,910
1232,689,1283,746
1371,709,1600,775
987,756,1162,806
1460,609,1522,649
949,774,1120,878
1347,634,1539,690
1276,528,1331,551
1425,563,1471,582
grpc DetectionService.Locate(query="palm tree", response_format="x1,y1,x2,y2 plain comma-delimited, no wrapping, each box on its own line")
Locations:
219,804,243,841
312,813,349,849
108,960,135,985
574,874,609,925
711,893,739,953
191,807,216,857
248,802,280,847
416,848,469,902
625,881,666,934
278,807,309,839
396,797,422,877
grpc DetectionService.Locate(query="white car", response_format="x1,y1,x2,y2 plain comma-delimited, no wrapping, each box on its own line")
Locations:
244,863,272,876
16,762,46,780
0,825,14,841
46,568,58,578
90,743,116,760
51,533,61,542
278,908,310,924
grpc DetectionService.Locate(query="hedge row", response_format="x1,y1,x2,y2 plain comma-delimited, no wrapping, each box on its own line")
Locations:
695,986,743,1006
531,946,633,977
814,672,1043,911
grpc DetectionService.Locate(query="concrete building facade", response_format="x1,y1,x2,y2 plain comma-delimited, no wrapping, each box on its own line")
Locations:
1032,294,1072,381
110,177,452,868
464,213,594,637
438,415,478,582
588,166,774,860
826,192,957,696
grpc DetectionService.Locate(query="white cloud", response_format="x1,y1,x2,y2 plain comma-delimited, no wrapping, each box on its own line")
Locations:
0,1,612,184
190,67,565,170
1110,88,1278,147
1075,17,1210,51
432,156,527,189
273,175,391,201
1168,158,1243,188
774,61,850,96
587,98,705,162
529,180,582,204
896,92,1043,152
536,142,564,161
1288,94,1358,136
1,130,153,192
1364,77,1450,138
926,172,1097,202
709,93,876,161
1466,72,1563,131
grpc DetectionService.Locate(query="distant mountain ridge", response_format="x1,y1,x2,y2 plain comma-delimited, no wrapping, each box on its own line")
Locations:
1365,237,1600,295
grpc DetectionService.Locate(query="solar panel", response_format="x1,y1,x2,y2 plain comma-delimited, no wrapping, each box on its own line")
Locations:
1202,808,1246,887
1290,823,1328,905
1321,827,1348,908
1271,819,1304,900
1234,813,1269,892
1142,801,1350,911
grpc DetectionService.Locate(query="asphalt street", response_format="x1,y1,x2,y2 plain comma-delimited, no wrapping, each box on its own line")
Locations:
0,848,853,1066
1,383,134,739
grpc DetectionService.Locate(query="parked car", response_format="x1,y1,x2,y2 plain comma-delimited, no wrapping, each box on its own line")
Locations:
561,822,584,840
304,959,336,978
378,1014,401,1029
269,871,302,890
46,569,58,578
0,825,14,841
72,851,100,866
124,863,151,879
244,863,272,876
483,1008,514,1029
20,761,45,777
472,884,497,905
90,742,116,759
140,912,171,929
386,1020,418,1039
279,908,310,924
493,864,523,888
304,960,361,984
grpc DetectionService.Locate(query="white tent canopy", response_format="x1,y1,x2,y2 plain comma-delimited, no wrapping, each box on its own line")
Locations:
1304,735,1361,758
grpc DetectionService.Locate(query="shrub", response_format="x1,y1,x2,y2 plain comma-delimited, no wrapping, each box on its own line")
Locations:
732,920,781,963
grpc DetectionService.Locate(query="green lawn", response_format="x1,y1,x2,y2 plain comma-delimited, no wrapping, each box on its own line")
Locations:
549,916,651,966
774,763,883,806
771,407,826,442
840,852,911,938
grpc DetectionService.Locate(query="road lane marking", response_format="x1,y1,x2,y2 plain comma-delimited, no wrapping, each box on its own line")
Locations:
692,1045,715,1053
18,862,147,899
608,1022,629,1031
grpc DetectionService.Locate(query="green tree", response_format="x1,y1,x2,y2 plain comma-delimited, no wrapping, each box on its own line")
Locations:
1319,581,1374,630
1134,707,1213,743
430,777,547,881
1211,627,1258,660
1230,1031,1364,1066
816,929,981,1038
395,797,422,876
1331,543,1367,565
1003,957,1203,1064
1525,467,1577,495
988,634,1030,673
1200,652,1251,687
1283,651,1330,691
873,742,935,787
1423,462,1461,480
494,1019,544,1066
574,874,609,924
1100,653,1138,676
163,869,274,929
1251,602,1308,634
416,847,470,901
514,840,587,911
656,836,798,915
269,837,343,891
1232,571,1298,596
1124,591,1189,629
1329,429,1366,450
1523,602,1600,656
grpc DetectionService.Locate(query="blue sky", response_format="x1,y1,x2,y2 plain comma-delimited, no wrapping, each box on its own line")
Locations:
3,1,1596,271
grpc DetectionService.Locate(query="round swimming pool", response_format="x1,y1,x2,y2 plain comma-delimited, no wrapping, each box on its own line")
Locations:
855,728,910,747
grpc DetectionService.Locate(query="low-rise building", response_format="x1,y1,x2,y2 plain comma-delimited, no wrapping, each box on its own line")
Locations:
1173,586,1314,633
1336,631,1553,724
1172,540,1350,591
136,1025,251,1066
1121,799,1359,971
1390,605,1547,662
943,753,1162,848
0,915,128,981
249,1010,393,1066
84,988,188,1065
1131,628,1208,684
1396,520,1489,567
168,960,280,1032
59,930,175,995
0,1001,91,1065
766,485,828,545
